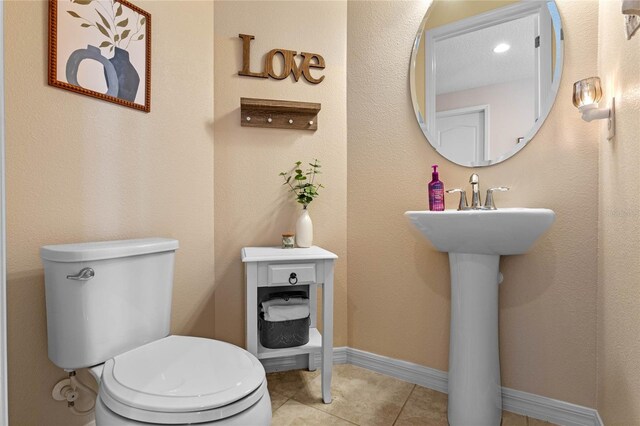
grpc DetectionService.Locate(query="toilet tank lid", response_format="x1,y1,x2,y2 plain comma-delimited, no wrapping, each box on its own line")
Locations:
40,238,179,262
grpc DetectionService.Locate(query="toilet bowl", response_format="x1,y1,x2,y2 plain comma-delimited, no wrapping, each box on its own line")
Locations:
92,336,271,425
40,238,272,425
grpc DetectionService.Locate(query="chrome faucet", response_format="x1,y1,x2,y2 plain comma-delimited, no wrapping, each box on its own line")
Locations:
469,173,481,209
484,187,510,210
446,188,469,210
446,174,510,210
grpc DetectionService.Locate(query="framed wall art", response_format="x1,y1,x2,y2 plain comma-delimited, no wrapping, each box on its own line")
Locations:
48,0,151,112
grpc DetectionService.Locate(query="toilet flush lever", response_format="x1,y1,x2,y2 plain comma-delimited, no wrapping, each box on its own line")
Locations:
66,267,95,281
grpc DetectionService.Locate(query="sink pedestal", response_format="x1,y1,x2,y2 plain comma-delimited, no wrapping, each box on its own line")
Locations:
404,208,556,426
448,253,501,426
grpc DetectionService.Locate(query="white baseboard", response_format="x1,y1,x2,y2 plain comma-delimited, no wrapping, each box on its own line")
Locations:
261,347,603,426
502,387,602,426
346,347,448,394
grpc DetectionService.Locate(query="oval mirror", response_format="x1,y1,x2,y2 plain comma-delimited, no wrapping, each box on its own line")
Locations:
410,0,564,167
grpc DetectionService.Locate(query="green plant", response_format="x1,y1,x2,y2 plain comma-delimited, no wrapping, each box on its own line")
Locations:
279,160,324,209
66,0,146,54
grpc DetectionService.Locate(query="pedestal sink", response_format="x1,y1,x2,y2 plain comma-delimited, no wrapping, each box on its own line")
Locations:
404,208,555,426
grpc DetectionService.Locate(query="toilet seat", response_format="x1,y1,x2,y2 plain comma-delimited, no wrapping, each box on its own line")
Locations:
99,335,267,424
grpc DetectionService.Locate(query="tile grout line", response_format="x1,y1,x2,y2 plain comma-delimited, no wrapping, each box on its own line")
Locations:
290,391,360,425
283,366,410,426
271,399,289,416
391,384,417,426
298,400,360,426
269,368,538,426
269,390,290,416
281,371,360,425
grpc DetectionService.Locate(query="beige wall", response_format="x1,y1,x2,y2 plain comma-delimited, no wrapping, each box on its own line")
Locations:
5,1,214,424
348,0,599,408
597,0,640,423
6,0,634,422
213,2,348,347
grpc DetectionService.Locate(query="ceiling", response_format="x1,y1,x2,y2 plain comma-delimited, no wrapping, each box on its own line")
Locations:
434,15,536,95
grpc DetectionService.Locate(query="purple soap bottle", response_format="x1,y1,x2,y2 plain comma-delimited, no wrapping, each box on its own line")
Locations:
428,165,445,211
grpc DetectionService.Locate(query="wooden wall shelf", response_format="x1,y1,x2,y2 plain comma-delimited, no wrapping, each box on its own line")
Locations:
240,97,321,131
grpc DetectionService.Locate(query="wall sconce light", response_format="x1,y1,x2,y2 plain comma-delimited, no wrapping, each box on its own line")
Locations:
573,77,615,140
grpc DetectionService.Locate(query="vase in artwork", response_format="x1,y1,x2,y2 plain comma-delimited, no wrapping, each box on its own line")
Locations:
295,209,313,248
107,47,140,102
66,45,119,97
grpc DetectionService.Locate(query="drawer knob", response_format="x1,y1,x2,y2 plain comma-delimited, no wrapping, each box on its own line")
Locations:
288,272,298,285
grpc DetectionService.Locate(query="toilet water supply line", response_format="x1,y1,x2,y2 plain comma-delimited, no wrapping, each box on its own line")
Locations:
69,371,97,415
54,371,97,416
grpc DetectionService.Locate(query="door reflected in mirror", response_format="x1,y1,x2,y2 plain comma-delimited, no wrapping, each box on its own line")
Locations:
410,0,563,167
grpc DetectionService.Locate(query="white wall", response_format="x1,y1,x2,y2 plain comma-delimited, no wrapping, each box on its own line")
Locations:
436,78,535,160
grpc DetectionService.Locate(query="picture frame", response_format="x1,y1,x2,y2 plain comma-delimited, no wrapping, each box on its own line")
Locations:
48,0,151,112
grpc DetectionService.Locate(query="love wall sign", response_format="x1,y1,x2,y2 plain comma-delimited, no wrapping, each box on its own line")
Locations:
238,34,325,84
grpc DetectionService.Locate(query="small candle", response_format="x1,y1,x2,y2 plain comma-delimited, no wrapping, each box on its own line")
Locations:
282,233,295,249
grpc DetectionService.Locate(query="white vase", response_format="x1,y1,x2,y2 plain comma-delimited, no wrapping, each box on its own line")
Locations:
295,209,313,248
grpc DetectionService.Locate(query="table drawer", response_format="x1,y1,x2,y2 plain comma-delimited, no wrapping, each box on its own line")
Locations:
267,263,316,286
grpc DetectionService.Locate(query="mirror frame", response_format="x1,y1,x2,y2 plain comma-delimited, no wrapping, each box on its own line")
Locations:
409,0,564,167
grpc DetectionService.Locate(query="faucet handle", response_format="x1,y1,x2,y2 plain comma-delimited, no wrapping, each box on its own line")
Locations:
446,188,469,211
484,187,510,210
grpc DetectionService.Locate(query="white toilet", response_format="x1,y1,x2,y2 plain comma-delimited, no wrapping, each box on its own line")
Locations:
41,238,271,425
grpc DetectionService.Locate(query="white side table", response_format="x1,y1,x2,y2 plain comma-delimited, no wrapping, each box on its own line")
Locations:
241,246,337,403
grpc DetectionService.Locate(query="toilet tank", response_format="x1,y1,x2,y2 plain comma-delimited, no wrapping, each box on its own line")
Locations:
40,238,179,370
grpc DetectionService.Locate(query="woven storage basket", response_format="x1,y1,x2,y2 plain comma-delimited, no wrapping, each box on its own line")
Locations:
259,291,310,349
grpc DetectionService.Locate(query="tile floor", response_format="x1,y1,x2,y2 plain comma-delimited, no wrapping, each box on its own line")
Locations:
267,364,558,426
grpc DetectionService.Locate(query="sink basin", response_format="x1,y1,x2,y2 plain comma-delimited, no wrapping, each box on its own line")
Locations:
405,208,555,255
404,208,555,426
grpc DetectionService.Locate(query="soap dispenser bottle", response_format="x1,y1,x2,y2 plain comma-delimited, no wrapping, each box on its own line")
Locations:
428,165,445,211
